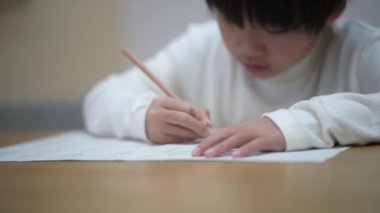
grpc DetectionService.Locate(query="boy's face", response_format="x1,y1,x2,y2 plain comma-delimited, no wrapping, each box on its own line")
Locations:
216,12,318,78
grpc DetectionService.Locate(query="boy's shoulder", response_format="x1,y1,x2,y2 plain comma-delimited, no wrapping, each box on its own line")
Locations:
332,18,380,45
187,19,218,33
184,19,220,41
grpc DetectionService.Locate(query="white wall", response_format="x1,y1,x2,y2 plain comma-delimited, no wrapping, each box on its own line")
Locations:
0,0,125,130
121,0,210,61
0,0,125,105
343,0,380,27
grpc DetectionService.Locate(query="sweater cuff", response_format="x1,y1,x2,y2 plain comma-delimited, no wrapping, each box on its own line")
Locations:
124,93,157,142
263,109,314,151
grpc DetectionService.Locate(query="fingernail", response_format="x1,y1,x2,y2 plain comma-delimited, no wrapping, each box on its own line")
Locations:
232,150,242,158
192,147,202,156
205,148,216,158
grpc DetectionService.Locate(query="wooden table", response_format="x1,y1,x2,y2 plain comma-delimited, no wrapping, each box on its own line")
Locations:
0,133,379,213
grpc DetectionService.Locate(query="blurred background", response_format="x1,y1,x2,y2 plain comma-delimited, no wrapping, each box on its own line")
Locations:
0,0,379,131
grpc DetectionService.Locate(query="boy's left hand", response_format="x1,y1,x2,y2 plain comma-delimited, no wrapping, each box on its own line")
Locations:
192,117,286,158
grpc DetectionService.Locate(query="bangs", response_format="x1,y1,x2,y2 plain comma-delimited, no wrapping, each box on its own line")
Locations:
206,0,344,33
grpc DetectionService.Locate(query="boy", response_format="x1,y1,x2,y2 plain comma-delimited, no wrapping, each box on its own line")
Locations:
83,0,380,158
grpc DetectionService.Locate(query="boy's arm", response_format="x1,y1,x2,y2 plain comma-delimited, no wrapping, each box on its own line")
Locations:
193,91,380,157
82,22,212,141
265,40,380,151
264,92,380,151
83,49,183,141
82,70,157,141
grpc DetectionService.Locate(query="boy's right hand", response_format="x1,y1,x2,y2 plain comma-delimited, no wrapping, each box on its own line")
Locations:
146,96,211,144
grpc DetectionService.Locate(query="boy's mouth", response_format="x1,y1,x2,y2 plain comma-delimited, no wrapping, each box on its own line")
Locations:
243,62,270,74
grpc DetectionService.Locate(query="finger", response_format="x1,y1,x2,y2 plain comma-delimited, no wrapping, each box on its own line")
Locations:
162,110,208,137
163,98,212,128
161,97,212,129
156,134,189,144
190,107,208,126
160,134,193,144
150,123,197,144
203,134,251,158
162,98,198,115
233,134,287,157
196,109,213,128
191,108,212,137
192,129,231,156
162,124,199,141
232,138,267,158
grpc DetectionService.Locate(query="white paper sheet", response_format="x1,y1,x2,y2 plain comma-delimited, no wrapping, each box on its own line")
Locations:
0,131,348,163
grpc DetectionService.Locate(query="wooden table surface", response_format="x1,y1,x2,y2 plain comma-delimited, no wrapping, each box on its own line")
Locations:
0,132,379,213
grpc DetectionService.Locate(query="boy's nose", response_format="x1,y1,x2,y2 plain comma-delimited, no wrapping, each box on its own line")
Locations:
238,32,266,57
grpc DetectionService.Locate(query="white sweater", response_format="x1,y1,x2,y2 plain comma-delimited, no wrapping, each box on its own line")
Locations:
83,18,380,151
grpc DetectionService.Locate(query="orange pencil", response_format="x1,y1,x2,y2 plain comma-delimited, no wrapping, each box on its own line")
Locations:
122,49,179,99
122,48,213,129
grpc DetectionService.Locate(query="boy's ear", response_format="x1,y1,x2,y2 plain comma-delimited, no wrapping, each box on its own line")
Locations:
328,0,347,21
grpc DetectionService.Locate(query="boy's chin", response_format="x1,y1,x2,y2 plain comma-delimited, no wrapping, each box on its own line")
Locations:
244,67,279,79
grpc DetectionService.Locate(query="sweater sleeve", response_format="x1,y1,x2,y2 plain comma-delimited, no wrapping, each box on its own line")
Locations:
82,71,158,141
264,92,380,151
264,40,380,151
82,22,212,141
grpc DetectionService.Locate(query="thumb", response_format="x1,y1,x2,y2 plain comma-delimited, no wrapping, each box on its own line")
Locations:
196,109,213,136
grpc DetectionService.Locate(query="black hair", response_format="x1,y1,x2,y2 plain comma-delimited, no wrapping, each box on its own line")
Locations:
206,0,346,33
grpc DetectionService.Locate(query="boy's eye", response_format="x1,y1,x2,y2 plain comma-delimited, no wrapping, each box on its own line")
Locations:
265,26,289,34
